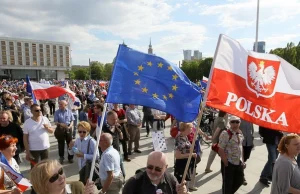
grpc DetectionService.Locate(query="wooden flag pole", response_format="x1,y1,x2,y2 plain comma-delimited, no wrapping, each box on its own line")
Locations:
180,34,222,184
180,106,205,183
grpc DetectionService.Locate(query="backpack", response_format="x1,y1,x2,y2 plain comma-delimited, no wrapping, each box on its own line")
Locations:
211,129,233,154
134,168,174,194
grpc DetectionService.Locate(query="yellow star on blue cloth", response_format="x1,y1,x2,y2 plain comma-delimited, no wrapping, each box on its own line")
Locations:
147,61,152,66
135,79,141,85
142,87,148,93
172,74,178,80
138,65,144,71
172,84,178,91
152,93,158,99
158,62,163,68
163,95,168,100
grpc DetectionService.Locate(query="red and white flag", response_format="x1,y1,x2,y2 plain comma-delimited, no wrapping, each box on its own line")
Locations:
205,34,300,132
30,81,76,101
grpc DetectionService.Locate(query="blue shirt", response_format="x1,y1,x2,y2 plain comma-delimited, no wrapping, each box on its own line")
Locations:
68,135,99,170
54,108,74,125
58,94,68,101
99,146,121,180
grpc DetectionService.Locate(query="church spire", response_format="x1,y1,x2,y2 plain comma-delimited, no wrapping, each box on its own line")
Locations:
148,38,153,54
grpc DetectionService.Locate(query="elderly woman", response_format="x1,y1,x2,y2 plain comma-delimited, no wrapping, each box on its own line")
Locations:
271,134,300,194
79,105,90,122
30,159,85,194
0,134,23,193
68,121,99,184
174,122,197,185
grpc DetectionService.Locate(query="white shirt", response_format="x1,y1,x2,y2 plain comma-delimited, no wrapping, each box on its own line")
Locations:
23,116,51,150
99,146,121,180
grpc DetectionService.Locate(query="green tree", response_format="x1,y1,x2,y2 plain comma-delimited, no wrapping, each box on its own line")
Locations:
103,63,114,80
181,60,201,81
199,57,213,78
73,68,89,80
90,61,104,80
283,42,296,65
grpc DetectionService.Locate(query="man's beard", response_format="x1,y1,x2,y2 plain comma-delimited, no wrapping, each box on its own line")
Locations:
146,172,162,182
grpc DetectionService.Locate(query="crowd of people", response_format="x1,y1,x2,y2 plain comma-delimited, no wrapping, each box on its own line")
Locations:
0,79,300,194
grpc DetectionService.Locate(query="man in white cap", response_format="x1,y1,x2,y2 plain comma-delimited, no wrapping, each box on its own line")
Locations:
218,115,245,194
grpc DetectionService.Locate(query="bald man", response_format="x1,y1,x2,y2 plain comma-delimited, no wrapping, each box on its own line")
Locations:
123,151,188,194
99,133,123,194
54,100,74,164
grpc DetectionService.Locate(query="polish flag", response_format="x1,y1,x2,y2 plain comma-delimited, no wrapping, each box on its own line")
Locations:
0,154,31,192
29,81,76,101
205,34,300,132
202,76,208,82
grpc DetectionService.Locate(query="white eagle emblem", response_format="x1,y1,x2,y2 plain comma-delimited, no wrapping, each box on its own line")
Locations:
248,61,276,93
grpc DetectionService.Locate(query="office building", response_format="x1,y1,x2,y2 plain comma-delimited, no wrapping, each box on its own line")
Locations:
183,50,192,61
0,37,71,80
253,41,266,53
194,50,202,60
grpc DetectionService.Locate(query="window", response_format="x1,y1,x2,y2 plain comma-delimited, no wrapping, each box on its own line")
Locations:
46,45,50,66
53,45,57,66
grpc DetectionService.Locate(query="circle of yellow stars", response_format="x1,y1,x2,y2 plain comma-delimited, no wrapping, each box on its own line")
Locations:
133,61,178,100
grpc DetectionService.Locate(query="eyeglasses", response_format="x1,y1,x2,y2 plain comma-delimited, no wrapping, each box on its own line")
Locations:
34,109,42,112
146,165,163,172
230,120,240,124
49,168,64,183
78,131,87,134
4,135,12,141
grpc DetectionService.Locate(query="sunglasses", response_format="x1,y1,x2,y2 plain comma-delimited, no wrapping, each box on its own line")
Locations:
49,168,64,183
34,109,42,112
78,131,87,134
146,165,163,172
230,120,240,124
4,135,12,141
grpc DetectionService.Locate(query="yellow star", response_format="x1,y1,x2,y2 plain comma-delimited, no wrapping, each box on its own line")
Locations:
138,65,144,71
163,95,168,100
259,61,265,65
172,74,178,80
134,79,141,85
172,84,178,91
142,87,148,93
134,72,139,76
168,93,174,99
167,66,172,71
158,62,163,68
152,93,158,99
147,61,152,66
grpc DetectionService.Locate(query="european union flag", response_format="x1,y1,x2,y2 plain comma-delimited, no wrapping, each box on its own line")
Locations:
106,45,202,122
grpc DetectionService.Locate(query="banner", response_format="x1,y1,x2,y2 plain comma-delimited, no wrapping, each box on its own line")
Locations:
206,34,300,132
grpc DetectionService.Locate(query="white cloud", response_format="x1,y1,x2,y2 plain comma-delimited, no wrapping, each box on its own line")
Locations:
198,0,300,30
0,0,208,64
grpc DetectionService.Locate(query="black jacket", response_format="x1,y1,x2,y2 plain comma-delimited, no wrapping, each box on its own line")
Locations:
259,126,283,145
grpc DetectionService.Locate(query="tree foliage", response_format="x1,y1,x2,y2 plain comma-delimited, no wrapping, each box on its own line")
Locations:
69,61,114,80
270,41,300,69
180,58,213,81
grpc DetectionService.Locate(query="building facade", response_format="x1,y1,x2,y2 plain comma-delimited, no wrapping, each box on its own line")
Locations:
183,50,202,61
193,50,202,60
183,50,192,61
0,37,71,80
253,41,266,53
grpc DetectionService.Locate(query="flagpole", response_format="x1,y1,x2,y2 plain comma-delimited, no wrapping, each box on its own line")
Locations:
88,103,108,181
181,34,223,183
254,0,260,52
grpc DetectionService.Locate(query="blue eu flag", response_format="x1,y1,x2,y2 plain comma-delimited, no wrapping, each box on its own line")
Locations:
106,45,202,122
